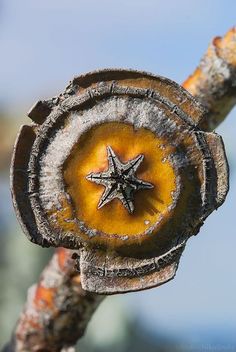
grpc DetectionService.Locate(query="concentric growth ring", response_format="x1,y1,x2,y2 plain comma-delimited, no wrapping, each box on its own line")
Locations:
11,69,229,293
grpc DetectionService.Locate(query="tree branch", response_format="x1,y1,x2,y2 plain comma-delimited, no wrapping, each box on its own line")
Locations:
183,26,236,131
3,26,236,352
3,249,104,352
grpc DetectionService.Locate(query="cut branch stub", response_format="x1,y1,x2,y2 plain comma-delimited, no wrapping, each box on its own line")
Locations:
11,69,229,294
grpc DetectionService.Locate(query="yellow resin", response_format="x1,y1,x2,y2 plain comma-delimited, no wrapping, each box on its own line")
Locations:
61,122,177,237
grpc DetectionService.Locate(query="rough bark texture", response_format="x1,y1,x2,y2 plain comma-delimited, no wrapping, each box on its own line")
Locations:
183,26,236,131
3,248,104,352
11,69,228,295
3,26,236,352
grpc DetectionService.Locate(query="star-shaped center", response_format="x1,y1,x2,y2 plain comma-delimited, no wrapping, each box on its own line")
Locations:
86,146,154,214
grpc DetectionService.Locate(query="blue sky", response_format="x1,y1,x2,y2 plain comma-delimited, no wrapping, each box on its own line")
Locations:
1,0,236,111
1,0,236,348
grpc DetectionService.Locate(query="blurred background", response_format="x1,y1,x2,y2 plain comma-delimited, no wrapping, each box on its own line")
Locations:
0,1,236,351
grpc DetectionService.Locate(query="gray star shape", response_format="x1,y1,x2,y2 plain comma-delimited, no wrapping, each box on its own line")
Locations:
86,146,154,214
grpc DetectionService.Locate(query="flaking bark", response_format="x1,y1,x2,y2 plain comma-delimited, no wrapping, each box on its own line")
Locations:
183,27,236,131
3,249,104,352
4,26,236,352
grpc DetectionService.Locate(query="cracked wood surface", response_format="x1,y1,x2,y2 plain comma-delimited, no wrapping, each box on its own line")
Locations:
11,69,228,294
4,26,236,352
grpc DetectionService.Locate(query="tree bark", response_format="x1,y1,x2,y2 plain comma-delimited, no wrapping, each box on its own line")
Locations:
3,26,236,352
183,27,236,131
3,249,104,352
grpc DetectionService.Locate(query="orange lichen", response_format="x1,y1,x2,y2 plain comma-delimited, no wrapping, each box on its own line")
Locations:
34,285,55,310
214,27,236,67
182,67,203,96
182,27,236,131
183,27,236,95
57,247,70,270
